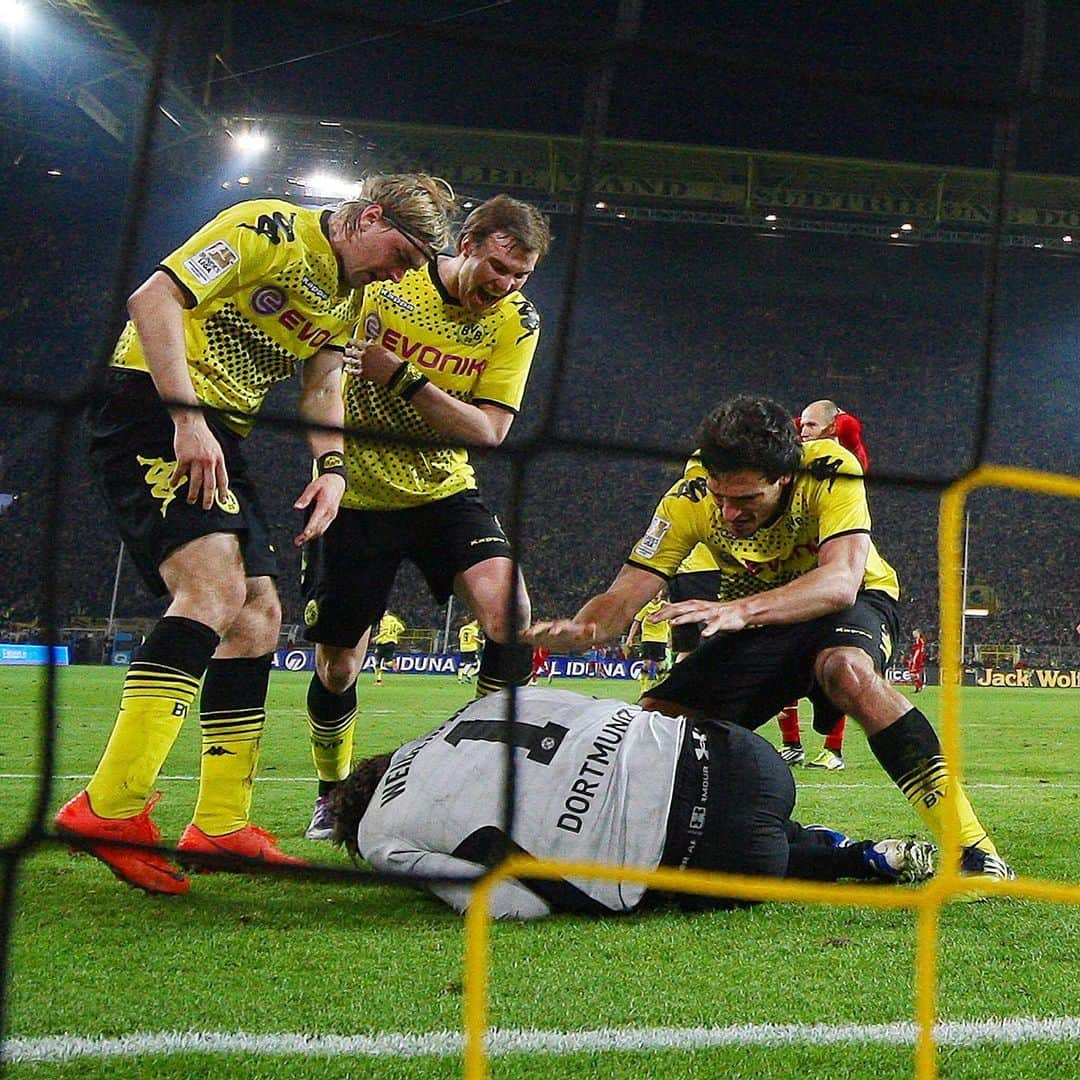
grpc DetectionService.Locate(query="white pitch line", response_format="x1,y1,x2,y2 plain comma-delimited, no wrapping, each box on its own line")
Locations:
4,1016,1080,1064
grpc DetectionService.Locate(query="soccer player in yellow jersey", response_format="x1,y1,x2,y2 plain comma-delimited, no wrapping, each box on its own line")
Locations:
529,395,1012,887
372,611,405,685
625,589,671,694
457,619,483,684
54,176,457,894
300,195,551,840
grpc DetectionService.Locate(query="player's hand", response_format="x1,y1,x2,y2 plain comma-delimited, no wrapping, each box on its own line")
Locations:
293,473,346,546
654,599,749,637
524,619,600,652
343,338,400,385
173,413,230,511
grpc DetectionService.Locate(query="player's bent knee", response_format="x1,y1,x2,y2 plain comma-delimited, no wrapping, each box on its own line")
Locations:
816,648,877,706
317,647,362,694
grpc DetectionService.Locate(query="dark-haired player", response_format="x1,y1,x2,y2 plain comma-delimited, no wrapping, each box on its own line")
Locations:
529,395,1012,886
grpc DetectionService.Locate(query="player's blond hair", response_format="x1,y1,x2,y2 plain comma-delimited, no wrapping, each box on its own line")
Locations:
333,174,458,256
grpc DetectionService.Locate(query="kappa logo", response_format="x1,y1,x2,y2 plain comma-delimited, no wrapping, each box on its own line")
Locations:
807,454,846,491
137,456,185,517
203,746,236,757
301,275,330,302
237,211,296,245
136,456,239,517
510,298,539,343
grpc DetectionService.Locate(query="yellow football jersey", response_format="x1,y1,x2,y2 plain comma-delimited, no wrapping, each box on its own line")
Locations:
632,599,671,643
458,622,483,652
374,613,405,645
342,261,540,509
674,457,720,574
111,199,354,436
628,440,899,600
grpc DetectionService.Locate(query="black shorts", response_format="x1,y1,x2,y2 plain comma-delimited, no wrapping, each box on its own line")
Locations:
642,719,795,910
668,570,725,654
302,489,514,647
374,642,397,663
88,370,278,596
640,641,667,662
646,590,900,730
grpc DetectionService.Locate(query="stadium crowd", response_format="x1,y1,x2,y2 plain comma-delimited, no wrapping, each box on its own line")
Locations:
2,193,1077,667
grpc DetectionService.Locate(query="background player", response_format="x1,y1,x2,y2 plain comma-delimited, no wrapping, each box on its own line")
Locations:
372,611,405,686
775,398,872,771
301,195,551,841
906,628,928,692
458,618,484,684
528,395,1012,886
55,176,456,893
625,588,671,695
529,643,552,685
328,688,935,919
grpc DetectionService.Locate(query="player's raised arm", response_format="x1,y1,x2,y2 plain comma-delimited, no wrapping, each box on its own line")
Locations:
527,565,665,652
294,347,347,546
128,271,228,510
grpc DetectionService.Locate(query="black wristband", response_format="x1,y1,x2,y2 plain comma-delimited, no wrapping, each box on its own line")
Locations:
315,451,348,484
387,361,429,401
399,373,429,401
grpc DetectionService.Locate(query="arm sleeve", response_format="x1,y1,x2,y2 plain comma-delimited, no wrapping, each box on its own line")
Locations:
626,485,704,578
158,202,286,309
470,299,540,411
810,448,873,544
377,847,553,920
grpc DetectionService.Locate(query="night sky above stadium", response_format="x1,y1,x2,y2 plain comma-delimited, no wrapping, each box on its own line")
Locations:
110,0,1079,175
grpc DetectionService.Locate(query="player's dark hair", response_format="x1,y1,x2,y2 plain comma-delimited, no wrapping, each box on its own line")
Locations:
458,194,552,259
695,395,802,480
327,752,394,859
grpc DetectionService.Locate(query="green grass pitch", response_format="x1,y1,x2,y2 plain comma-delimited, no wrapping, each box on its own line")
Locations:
0,666,1077,1078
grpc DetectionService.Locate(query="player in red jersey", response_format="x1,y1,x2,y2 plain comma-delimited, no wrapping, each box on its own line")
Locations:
907,628,927,693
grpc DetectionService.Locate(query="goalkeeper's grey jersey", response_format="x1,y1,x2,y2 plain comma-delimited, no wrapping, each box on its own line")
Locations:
357,688,685,919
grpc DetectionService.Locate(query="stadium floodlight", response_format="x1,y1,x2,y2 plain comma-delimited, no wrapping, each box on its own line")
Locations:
765,213,778,221
595,200,608,210
234,130,269,155
303,172,360,200
889,231,901,239
1063,235,1073,243
237,175,251,185
900,222,914,231
0,0,29,30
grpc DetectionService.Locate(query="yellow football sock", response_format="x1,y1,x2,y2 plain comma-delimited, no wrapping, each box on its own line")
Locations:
191,656,271,835
86,660,199,818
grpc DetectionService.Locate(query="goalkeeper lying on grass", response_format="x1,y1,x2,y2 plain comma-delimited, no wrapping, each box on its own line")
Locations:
329,688,934,919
